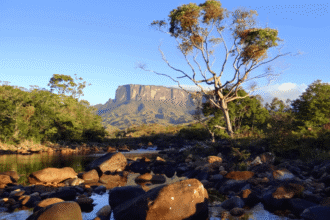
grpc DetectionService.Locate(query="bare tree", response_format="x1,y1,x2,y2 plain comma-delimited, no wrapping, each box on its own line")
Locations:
189,87,217,141
135,1,304,139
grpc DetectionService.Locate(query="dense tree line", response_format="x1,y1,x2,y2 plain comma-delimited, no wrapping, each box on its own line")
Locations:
190,79,330,142
0,73,329,152
0,75,108,146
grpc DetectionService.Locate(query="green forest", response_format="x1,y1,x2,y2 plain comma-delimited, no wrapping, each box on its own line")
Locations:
1,75,330,163
0,74,108,146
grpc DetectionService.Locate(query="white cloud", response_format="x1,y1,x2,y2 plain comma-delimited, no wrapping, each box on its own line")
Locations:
278,82,297,91
165,82,312,108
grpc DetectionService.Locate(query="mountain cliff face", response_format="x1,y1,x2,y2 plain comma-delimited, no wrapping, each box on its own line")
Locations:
115,84,194,105
91,84,210,131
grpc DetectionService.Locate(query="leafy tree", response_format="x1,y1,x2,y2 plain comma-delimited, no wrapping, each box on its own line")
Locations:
190,84,270,141
290,80,330,131
0,85,18,142
135,0,304,138
47,73,92,102
265,97,292,116
0,85,33,143
0,76,108,146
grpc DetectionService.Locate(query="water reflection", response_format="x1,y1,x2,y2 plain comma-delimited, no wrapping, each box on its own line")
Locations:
0,147,292,220
0,189,292,220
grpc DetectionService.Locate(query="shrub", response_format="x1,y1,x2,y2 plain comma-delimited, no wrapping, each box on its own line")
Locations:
177,126,210,141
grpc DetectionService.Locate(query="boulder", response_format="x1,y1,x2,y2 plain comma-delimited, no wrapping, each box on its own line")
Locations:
99,172,128,189
0,174,14,189
26,201,82,220
118,145,130,152
85,152,127,174
81,169,99,183
112,179,209,220
109,186,146,210
106,146,117,152
1,139,330,220
0,171,20,182
28,167,78,185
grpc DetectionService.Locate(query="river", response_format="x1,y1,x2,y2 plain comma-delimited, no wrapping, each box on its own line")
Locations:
0,147,292,220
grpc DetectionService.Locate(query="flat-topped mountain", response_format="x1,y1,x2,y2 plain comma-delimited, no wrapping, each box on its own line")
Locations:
91,84,211,131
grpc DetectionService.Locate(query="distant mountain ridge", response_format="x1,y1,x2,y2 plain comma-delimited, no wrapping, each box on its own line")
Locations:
90,84,210,131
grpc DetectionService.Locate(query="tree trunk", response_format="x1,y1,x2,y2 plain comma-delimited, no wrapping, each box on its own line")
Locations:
210,132,215,143
220,100,235,139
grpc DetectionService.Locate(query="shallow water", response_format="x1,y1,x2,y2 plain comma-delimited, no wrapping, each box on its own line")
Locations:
0,146,293,220
0,191,292,220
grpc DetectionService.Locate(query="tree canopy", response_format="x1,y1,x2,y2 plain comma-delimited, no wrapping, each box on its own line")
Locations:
137,0,304,139
190,84,270,140
0,75,107,146
290,80,330,130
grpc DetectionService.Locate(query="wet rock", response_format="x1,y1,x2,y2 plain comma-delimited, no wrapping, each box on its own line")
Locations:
95,204,111,220
33,197,64,213
27,167,78,185
128,161,150,174
106,146,117,152
1,139,330,220
76,196,95,212
109,186,146,210
0,171,20,182
0,174,14,188
112,179,209,220
81,169,100,183
26,201,83,220
85,152,127,174
118,145,130,152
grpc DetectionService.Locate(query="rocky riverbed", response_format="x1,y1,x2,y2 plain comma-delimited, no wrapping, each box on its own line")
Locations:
1,139,330,220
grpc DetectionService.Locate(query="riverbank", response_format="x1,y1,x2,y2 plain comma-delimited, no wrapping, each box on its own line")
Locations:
2,140,320,220
0,141,291,220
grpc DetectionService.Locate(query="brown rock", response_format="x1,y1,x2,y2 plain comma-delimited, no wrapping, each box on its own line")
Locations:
35,198,65,210
28,167,78,185
99,173,128,189
82,169,99,183
118,145,130,152
107,146,117,152
207,156,222,164
140,156,151,162
26,201,82,220
0,170,20,181
260,152,275,164
0,174,14,188
85,152,127,173
154,156,165,162
136,173,153,182
113,178,209,220
225,171,254,181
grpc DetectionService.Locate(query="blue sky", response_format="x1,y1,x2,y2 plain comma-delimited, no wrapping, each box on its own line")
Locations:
1,0,329,109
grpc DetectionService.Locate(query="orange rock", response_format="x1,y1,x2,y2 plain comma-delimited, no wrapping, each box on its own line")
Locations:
207,156,222,164
225,171,254,181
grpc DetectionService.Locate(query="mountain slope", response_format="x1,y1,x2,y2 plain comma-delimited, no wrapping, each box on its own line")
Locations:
90,84,211,130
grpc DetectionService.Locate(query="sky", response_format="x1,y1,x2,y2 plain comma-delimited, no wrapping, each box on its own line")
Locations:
1,0,329,110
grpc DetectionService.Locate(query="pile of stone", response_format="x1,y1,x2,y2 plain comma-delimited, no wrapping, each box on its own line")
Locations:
0,139,330,220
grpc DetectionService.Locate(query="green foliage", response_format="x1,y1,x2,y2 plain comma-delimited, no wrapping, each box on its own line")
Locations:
47,73,92,100
196,85,271,139
230,147,251,161
290,79,330,129
0,75,108,146
177,123,210,141
207,188,228,203
236,161,248,171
